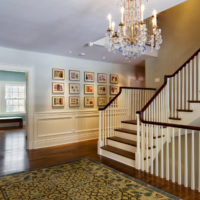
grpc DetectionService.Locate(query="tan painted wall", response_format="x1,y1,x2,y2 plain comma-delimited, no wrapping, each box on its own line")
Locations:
145,0,200,88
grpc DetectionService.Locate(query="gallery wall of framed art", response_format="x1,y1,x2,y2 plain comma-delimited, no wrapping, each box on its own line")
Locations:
51,67,120,110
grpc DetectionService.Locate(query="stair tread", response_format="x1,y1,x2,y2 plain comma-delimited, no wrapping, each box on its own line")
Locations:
121,120,137,125
188,100,200,103
177,109,193,112
115,128,137,135
101,145,135,160
169,117,181,120
108,136,137,146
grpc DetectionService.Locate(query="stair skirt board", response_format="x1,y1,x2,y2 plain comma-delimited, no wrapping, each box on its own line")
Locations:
101,148,135,167
107,139,137,152
115,131,137,141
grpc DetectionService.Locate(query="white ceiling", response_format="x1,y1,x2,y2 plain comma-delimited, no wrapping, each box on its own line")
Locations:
0,0,186,64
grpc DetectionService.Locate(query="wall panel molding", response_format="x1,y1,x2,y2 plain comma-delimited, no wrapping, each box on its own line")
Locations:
33,110,99,149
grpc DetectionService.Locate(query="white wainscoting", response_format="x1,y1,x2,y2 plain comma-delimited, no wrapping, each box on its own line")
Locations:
33,110,99,149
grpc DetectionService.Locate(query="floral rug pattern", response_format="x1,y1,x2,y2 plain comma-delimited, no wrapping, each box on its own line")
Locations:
0,158,179,200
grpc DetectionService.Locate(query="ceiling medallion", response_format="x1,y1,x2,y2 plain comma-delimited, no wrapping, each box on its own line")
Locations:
105,0,162,59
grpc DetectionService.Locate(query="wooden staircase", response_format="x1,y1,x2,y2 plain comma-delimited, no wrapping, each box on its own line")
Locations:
98,48,200,192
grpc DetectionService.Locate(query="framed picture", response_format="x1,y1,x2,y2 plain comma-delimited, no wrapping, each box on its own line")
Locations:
84,84,94,94
69,96,80,107
110,74,119,84
110,85,119,95
84,72,94,82
69,70,80,81
69,83,80,94
52,68,65,80
84,97,94,107
97,73,107,83
52,96,65,107
98,97,107,107
98,85,107,95
52,82,65,94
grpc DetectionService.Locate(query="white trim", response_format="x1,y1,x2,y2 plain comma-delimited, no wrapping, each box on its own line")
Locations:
0,64,35,149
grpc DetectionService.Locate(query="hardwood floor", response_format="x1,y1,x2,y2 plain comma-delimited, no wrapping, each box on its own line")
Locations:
0,128,199,200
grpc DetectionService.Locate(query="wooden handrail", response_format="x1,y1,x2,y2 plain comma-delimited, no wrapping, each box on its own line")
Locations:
136,118,200,131
99,87,156,111
138,47,200,129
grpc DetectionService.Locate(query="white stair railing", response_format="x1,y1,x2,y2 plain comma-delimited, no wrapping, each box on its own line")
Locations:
98,87,155,153
137,48,200,191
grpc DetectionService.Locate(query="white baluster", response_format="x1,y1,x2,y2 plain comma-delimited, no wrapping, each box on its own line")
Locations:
194,57,197,100
166,127,169,180
141,123,145,171
186,64,189,110
178,71,181,109
161,126,164,178
99,111,102,151
156,126,159,176
198,53,200,100
172,128,175,183
108,108,110,138
190,60,193,100
146,124,149,172
184,129,188,188
103,111,105,145
151,125,154,175
182,68,185,109
171,78,174,118
191,130,195,190
175,75,178,118
137,114,141,170
105,110,107,144
178,128,181,185
199,131,200,192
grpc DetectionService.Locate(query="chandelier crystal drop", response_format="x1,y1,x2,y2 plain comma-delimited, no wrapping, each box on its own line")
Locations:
105,0,163,59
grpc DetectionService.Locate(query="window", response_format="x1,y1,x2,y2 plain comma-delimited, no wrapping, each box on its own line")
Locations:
5,85,26,113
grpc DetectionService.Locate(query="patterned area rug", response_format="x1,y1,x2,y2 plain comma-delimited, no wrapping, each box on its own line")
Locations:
0,158,179,200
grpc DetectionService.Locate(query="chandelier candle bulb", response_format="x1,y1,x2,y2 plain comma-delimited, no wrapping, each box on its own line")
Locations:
121,7,124,24
141,4,145,22
152,10,157,27
107,14,112,29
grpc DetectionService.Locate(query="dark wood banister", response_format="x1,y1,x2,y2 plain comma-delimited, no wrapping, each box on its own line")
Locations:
99,87,156,111
137,47,200,130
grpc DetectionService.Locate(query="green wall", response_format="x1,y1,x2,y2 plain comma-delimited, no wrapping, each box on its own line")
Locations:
0,70,26,82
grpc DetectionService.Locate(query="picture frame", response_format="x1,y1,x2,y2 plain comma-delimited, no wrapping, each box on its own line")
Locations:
110,74,119,84
52,96,65,107
110,85,119,95
84,97,94,107
84,84,94,94
84,72,94,82
98,97,107,107
52,82,65,94
69,96,80,107
69,83,80,94
97,73,107,83
52,68,65,80
98,85,107,95
69,70,80,81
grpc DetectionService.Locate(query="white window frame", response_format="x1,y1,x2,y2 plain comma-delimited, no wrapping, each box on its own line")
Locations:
5,82,26,114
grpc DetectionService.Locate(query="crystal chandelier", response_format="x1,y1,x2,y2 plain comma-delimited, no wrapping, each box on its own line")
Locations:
105,0,163,59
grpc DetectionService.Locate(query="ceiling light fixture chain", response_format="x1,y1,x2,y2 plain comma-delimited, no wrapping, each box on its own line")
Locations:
105,0,162,59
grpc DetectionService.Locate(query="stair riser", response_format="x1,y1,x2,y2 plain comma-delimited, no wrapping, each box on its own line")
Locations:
107,139,137,153
115,131,137,141
101,149,135,167
121,123,137,131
